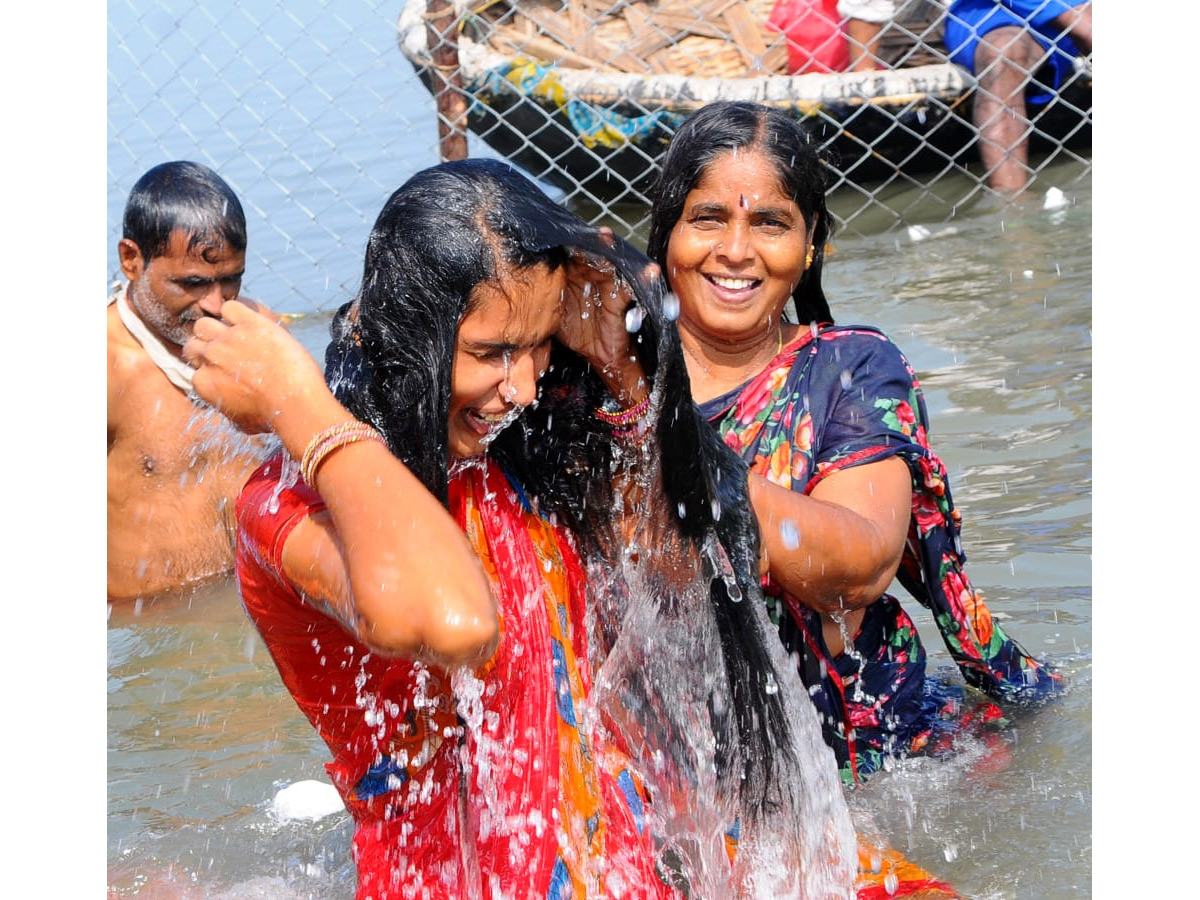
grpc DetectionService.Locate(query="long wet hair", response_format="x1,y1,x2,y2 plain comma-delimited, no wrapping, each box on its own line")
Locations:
324,158,799,816
645,101,835,326
123,160,247,263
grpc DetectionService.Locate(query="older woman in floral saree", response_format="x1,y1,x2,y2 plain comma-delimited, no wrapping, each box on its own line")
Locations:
646,101,1061,787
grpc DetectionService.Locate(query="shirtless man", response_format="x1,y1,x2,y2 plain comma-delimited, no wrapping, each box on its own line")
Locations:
108,161,271,600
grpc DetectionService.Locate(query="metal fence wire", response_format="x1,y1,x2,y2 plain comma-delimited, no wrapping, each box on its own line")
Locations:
108,0,1091,315
409,0,1092,222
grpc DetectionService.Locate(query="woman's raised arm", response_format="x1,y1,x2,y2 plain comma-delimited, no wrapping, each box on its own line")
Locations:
184,299,499,667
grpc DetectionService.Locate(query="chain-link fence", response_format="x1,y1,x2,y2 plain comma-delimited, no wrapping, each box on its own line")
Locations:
408,0,1091,222
108,0,1091,316
108,0,449,316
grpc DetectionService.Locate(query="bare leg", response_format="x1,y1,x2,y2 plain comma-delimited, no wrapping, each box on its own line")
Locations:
973,26,1042,194
846,19,885,72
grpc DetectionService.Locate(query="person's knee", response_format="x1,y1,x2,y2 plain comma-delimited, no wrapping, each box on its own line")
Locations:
976,26,1039,69
975,27,1040,95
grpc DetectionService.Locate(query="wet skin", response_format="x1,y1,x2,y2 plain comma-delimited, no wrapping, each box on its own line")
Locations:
107,230,263,600
663,147,910,655
448,262,565,459
665,147,811,385
119,230,246,347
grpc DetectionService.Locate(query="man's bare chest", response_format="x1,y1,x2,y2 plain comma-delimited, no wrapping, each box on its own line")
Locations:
112,383,238,482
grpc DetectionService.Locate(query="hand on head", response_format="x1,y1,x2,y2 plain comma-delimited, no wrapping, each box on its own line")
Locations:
558,256,627,363
183,299,328,434
556,232,655,405
558,256,654,406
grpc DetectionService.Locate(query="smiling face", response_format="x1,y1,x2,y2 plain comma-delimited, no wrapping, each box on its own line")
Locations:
664,148,812,353
447,261,565,459
119,229,246,348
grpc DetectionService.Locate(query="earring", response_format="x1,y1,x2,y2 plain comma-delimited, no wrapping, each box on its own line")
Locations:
804,247,814,268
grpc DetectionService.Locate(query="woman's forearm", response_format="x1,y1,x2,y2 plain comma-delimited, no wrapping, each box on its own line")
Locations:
748,457,911,613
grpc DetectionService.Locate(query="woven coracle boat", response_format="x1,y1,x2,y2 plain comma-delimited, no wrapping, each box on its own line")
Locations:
396,0,1091,204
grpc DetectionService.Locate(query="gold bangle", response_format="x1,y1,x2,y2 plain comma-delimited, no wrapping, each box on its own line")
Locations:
300,422,385,486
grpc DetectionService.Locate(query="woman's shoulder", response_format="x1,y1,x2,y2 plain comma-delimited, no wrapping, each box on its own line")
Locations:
812,324,914,371
238,455,323,517
816,323,898,346
237,454,326,570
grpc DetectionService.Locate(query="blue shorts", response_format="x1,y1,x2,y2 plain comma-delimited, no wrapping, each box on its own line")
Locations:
944,0,1085,104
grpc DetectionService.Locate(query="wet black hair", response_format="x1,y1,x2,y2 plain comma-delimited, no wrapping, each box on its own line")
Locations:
645,100,835,326
323,158,802,818
122,160,248,263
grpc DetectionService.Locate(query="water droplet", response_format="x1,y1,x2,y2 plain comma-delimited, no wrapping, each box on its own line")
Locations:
780,519,800,549
624,305,644,332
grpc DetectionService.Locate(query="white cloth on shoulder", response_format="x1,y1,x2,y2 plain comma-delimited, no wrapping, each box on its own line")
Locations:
110,282,196,393
837,0,901,22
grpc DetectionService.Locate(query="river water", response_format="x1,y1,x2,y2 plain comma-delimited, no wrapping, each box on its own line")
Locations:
107,161,1092,900
107,2,1095,897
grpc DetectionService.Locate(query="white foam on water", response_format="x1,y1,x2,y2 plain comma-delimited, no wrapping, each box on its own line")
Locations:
269,779,345,823
1043,186,1068,210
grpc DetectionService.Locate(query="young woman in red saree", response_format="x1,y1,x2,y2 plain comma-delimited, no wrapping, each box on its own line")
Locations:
183,159,856,900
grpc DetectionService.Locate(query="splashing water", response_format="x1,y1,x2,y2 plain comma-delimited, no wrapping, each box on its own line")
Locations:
269,454,302,515
477,404,526,449
625,305,645,333
450,383,856,898
704,533,742,603
106,173,1095,900
178,396,280,510
580,494,856,899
